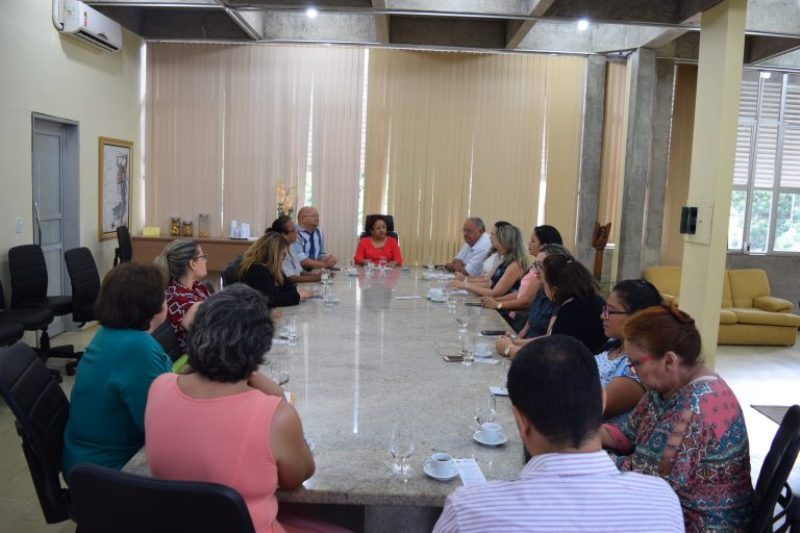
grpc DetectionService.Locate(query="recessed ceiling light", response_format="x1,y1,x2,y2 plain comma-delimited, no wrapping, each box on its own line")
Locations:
577,18,589,31
306,7,318,19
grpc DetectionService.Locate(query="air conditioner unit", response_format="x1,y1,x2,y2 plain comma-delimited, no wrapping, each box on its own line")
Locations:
52,0,122,52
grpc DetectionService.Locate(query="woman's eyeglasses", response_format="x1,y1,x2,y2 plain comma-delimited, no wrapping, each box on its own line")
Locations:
533,261,543,271
194,253,209,261
601,305,629,319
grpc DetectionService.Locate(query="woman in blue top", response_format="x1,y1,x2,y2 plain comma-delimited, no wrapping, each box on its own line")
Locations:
62,263,172,476
595,279,663,425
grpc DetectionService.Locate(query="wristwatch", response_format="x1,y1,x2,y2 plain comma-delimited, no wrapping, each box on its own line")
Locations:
496,302,503,310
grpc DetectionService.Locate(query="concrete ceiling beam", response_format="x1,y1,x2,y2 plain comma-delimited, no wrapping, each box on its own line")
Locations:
371,0,390,43
260,11,378,42
505,0,557,49
745,36,800,65
389,16,506,48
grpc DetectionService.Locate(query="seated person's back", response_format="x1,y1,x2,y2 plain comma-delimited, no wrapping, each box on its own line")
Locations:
433,335,683,533
145,285,316,533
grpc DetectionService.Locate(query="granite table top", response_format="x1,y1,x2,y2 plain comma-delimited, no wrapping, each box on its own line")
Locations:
125,267,525,507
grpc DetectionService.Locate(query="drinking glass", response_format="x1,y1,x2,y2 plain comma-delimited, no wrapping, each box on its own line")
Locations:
323,284,337,305
321,269,330,284
389,423,415,478
282,315,297,341
460,333,475,366
445,290,457,311
271,356,289,386
455,306,470,333
379,257,387,272
500,358,510,388
474,394,497,429
426,256,434,272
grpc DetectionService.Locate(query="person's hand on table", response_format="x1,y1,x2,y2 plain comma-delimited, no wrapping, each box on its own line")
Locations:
298,288,315,301
481,296,498,309
323,255,338,268
496,336,513,356
447,280,465,290
271,308,282,321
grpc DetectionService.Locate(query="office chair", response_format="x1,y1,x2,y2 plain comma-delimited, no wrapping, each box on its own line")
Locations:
0,280,60,379
750,404,800,533
361,214,399,242
0,317,24,347
151,321,183,363
64,247,101,325
69,463,256,533
0,342,72,525
114,225,133,266
8,244,80,375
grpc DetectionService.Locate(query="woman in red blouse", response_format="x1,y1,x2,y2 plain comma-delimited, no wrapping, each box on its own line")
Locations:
156,238,210,351
354,215,403,267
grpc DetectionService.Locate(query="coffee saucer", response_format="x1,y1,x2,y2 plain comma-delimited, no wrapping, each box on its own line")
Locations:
423,460,458,481
428,297,446,303
473,430,508,447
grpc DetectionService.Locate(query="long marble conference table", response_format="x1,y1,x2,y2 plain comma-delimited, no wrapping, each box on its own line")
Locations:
125,267,525,531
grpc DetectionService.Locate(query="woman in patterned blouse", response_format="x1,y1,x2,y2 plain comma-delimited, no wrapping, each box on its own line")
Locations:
601,305,754,532
156,238,210,351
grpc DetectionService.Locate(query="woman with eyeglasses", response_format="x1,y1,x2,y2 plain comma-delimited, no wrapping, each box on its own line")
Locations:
480,225,563,326
595,279,663,425
448,222,529,298
156,238,211,351
600,305,753,531
497,250,605,357
240,232,313,307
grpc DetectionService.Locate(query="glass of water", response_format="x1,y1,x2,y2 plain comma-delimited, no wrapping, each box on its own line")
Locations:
474,393,497,429
321,269,330,284
460,333,475,366
389,422,415,479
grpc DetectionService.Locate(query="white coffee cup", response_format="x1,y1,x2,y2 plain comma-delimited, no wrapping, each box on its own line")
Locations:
475,342,489,358
428,287,444,301
428,452,455,477
480,422,504,442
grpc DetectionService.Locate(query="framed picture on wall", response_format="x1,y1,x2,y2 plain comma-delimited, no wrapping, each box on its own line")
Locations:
98,137,133,240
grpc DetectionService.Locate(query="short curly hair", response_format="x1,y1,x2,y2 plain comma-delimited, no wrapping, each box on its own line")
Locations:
186,284,275,382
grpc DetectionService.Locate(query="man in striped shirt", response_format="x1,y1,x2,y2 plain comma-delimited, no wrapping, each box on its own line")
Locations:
433,335,684,533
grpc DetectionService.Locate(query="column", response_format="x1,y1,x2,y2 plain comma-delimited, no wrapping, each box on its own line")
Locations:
575,55,606,267
679,0,747,367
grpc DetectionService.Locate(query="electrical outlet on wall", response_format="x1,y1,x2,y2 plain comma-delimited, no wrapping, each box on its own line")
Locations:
14,217,23,234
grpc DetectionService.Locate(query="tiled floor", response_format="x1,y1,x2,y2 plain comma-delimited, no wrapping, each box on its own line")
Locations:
1,328,799,532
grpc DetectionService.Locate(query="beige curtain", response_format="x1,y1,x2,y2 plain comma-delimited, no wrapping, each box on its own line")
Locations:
597,61,628,235
146,43,364,257
661,64,697,264
364,50,582,265
543,55,588,251
146,44,228,237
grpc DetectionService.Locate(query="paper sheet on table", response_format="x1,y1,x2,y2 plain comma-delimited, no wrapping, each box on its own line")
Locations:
454,458,487,486
489,386,508,396
474,358,499,365
394,295,423,300
273,338,292,345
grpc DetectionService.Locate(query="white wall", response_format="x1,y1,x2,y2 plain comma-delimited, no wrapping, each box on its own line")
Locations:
0,0,142,299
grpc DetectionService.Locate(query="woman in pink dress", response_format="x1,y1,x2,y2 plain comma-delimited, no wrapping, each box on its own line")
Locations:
353,215,403,266
145,284,346,533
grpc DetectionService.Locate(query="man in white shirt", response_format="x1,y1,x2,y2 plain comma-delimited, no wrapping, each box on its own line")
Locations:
445,218,491,276
292,206,338,270
433,335,684,533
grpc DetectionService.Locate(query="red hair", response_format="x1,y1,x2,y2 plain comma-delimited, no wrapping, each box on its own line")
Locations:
623,304,702,365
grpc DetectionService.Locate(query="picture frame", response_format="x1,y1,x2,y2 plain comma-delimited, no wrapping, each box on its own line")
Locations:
98,137,133,240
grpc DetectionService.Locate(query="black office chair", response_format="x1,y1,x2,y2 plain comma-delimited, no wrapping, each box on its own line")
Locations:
750,404,800,533
0,342,72,525
64,247,101,325
69,463,256,533
221,255,243,288
361,214,399,242
8,244,79,375
151,321,183,363
114,225,133,266
0,317,24,346
0,279,60,379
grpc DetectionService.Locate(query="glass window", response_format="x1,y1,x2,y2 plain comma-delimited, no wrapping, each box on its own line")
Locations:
731,70,800,255
747,190,772,253
774,192,800,252
728,190,747,250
